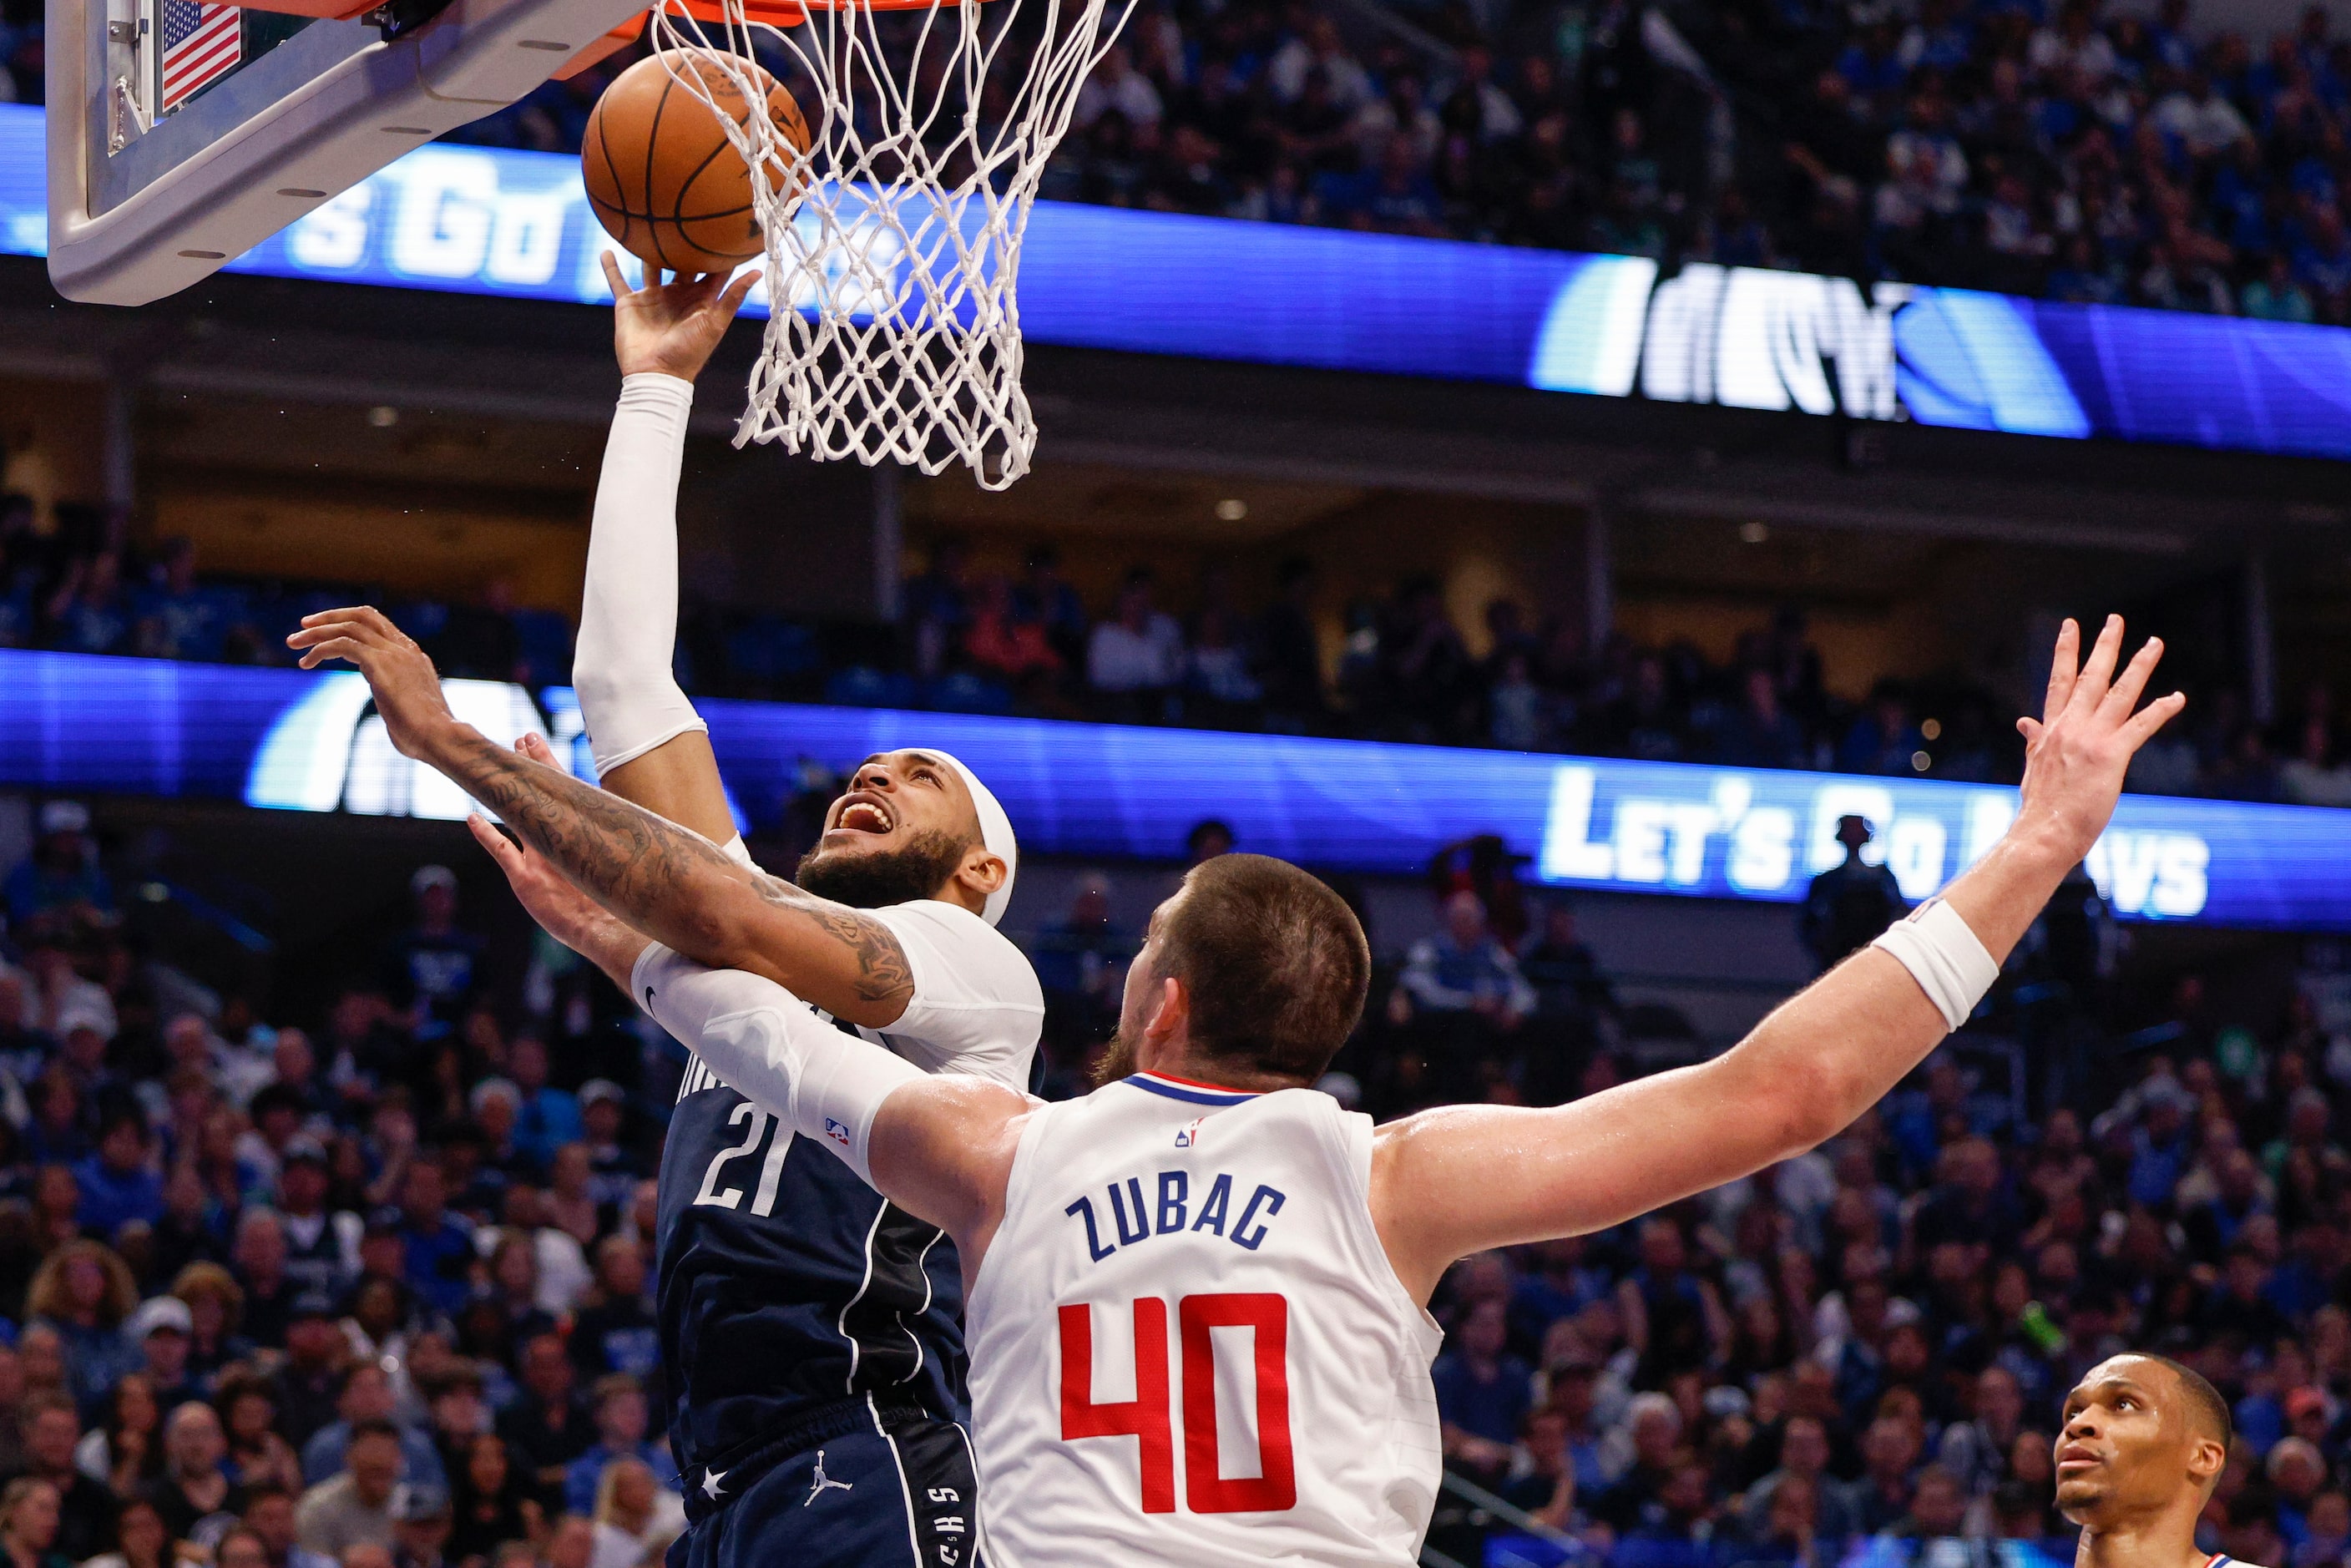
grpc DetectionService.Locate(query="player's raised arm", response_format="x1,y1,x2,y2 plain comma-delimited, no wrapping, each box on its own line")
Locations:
1371,616,2185,1304
284,617,926,1024
571,255,760,854
468,812,1024,1254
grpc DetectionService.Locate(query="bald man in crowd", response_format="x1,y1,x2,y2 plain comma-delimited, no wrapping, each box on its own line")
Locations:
2056,1353,2247,1568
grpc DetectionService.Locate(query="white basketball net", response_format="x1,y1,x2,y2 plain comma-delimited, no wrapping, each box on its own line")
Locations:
648,0,1135,489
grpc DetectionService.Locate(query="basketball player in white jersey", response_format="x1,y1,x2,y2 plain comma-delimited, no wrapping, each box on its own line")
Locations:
471,615,2182,1566
2057,1354,2249,1568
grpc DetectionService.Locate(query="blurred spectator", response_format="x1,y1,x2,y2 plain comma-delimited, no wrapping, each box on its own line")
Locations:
293,1423,402,1559
1432,1295,1528,1483
298,1366,443,1492
585,1459,680,1568
1085,568,1186,703
496,1335,592,1505
77,1110,164,1241
962,576,1060,686
6,802,115,940
505,1043,580,1180
0,1478,68,1568
557,1378,670,1518
1800,817,1908,974
445,1436,538,1566
1031,873,1134,1068
19,1395,113,1561
145,1402,241,1544
1397,892,1535,1030
383,871,482,1046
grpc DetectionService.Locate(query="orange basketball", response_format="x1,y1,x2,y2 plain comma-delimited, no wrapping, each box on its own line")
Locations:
581,52,811,276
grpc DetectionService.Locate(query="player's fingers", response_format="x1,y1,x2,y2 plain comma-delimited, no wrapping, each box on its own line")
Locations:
515,733,560,766
466,813,520,868
2040,619,2079,721
2121,691,2189,748
286,616,371,650
719,270,760,314
2067,615,2125,714
2017,716,2043,742
599,250,628,298
347,604,418,648
2098,636,2165,725
294,636,367,671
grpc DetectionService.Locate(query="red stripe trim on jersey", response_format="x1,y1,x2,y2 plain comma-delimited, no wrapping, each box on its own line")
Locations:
1125,1072,1261,1106
1140,1070,1261,1094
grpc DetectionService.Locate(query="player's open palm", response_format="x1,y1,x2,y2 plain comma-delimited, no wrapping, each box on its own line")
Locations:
604,252,761,383
2013,615,2187,864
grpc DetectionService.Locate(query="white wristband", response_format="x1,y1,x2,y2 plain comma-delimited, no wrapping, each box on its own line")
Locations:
1871,898,1999,1032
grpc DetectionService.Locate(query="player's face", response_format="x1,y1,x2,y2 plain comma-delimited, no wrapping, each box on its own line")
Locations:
2054,1358,2195,1526
821,751,978,856
796,751,986,908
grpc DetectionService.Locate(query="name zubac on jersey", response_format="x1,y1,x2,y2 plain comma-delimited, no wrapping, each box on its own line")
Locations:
1064,1168,1290,1262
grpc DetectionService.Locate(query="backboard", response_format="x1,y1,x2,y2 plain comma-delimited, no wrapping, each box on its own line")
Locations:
46,0,646,303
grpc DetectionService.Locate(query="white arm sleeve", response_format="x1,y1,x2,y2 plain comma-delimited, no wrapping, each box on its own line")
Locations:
574,373,706,776
867,902,1044,1088
629,943,923,1185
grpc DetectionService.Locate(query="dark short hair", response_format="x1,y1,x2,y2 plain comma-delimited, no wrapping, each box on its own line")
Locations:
347,1418,402,1449
2148,1353,2233,1451
1156,854,1369,1082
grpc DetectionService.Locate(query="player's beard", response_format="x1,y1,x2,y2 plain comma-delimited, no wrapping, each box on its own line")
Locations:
1091,1031,1138,1087
795,828,971,910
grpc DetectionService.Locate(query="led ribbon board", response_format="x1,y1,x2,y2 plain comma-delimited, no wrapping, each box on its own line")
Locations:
2,647,2347,930
8,104,2351,458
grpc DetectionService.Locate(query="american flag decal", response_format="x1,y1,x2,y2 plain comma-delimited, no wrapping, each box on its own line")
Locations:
159,0,240,113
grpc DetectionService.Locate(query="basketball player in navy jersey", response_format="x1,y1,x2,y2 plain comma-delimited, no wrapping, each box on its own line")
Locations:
291,261,1041,1568
466,617,2187,1567
2057,1354,2249,1568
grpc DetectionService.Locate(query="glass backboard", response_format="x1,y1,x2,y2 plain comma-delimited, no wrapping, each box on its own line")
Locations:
47,0,647,302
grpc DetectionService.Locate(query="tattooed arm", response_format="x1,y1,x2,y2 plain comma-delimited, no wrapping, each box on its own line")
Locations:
287,607,917,1026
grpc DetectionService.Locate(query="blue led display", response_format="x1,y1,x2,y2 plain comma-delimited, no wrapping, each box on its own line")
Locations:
3,647,2350,931
16,103,2351,460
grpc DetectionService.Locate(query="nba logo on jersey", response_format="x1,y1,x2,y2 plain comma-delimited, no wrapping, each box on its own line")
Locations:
823,1117,852,1150
1173,1116,1206,1149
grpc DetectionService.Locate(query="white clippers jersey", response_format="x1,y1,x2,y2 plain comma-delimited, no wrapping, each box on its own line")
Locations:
965,1072,1443,1567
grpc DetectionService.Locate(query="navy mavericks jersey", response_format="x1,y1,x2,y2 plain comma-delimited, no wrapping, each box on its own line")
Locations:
655,1030,966,1476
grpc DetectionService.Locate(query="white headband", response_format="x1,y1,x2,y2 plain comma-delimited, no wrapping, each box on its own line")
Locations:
929,751,1017,926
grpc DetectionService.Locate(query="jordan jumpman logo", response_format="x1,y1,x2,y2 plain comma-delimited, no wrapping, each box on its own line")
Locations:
804,1450,854,1506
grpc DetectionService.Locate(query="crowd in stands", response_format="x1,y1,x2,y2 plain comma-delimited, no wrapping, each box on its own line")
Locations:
0,798,685,1568
4,765,2351,1568
294,0,2351,322
0,501,574,688
14,0,2351,317
13,493,2351,808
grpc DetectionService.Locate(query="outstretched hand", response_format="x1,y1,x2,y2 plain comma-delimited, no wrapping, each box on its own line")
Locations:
603,252,761,382
2013,615,2187,863
286,606,455,761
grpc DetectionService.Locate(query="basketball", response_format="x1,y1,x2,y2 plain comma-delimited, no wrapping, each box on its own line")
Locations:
581,51,810,276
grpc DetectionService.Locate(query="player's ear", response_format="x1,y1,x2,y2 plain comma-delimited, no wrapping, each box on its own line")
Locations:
955,845,1007,899
2187,1434,2227,1495
1141,975,1187,1048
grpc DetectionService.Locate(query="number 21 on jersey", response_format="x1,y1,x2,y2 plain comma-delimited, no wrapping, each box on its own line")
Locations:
1059,1293,1296,1515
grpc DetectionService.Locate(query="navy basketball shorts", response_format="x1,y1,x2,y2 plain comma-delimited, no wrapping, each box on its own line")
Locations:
669,1407,986,1568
